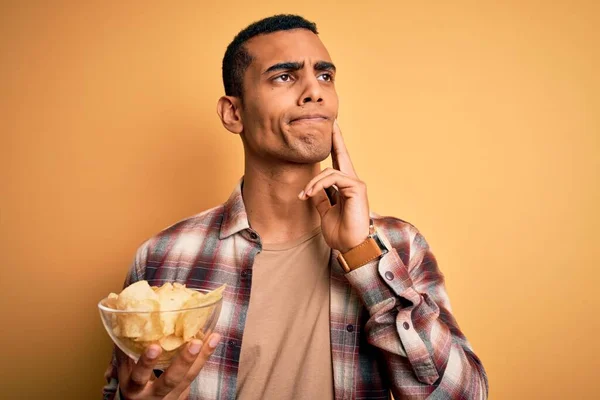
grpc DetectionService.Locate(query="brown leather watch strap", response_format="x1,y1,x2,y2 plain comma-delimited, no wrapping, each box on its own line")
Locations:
337,236,384,273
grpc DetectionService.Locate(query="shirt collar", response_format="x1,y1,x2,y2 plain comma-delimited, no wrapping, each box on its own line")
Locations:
219,177,251,239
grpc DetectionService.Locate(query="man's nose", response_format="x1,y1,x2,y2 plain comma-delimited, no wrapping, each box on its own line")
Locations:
298,76,323,105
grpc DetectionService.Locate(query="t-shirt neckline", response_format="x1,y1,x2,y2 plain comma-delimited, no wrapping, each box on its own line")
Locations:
261,225,323,251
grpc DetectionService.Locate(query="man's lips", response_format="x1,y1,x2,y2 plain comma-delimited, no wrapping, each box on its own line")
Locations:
290,114,330,123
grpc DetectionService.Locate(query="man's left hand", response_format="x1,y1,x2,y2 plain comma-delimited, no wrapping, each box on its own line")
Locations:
299,120,370,254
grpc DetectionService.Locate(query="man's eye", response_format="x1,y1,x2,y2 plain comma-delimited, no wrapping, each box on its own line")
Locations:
319,73,334,82
274,74,292,82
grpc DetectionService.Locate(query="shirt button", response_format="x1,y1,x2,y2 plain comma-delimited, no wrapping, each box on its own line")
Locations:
228,340,236,347
241,269,251,278
249,232,258,240
346,324,354,332
384,271,394,281
403,322,410,330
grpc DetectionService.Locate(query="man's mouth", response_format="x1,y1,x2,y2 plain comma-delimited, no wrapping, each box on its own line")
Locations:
290,114,329,124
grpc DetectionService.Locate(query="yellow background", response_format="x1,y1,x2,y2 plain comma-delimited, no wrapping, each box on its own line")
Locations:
1,1,598,399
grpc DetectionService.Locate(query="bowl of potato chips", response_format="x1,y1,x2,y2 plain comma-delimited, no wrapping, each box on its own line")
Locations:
98,280,225,369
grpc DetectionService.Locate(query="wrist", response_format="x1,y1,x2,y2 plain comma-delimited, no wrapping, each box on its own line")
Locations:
338,239,366,254
337,221,388,272
338,226,370,254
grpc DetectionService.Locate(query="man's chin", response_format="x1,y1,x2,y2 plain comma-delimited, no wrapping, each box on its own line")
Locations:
287,147,331,165
280,128,332,163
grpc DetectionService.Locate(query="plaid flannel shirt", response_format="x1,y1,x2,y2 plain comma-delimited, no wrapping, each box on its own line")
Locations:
103,180,488,399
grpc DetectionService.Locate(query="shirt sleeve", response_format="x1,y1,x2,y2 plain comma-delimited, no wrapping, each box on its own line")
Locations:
344,225,489,399
101,241,149,400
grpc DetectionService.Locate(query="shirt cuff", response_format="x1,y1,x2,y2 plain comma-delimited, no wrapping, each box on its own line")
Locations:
345,257,395,311
345,243,420,306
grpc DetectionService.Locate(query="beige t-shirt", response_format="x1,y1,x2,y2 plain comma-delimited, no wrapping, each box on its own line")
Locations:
236,226,335,400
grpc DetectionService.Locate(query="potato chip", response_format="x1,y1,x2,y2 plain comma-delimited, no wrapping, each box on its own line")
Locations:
156,283,192,311
159,334,184,351
175,284,226,341
105,293,118,309
178,303,212,341
120,337,153,354
155,282,173,294
156,283,192,336
174,314,184,337
105,293,121,334
138,308,164,341
117,298,162,340
199,284,226,303
116,281,158,310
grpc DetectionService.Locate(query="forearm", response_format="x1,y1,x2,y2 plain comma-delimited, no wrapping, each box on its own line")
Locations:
345,240,488,399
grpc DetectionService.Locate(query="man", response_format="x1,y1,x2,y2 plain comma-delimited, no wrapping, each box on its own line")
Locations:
103,14,488,400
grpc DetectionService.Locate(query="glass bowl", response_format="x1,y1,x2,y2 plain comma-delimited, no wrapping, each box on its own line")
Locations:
98,288,223,369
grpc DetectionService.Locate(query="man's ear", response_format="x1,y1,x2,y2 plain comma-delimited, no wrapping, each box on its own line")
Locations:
216,96,243,134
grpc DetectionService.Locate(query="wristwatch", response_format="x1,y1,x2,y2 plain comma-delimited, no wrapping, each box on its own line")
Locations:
337,219,389,273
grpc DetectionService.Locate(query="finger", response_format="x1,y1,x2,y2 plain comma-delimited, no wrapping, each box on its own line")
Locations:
332,120,357,177
163,333,221,399
298,168,337,199
116,348,133,390
309,189,332,218
177,386,191,400
153,339,204,397
304,172,363,200
164,384,192,400
124,344,162,394
179,333,222,389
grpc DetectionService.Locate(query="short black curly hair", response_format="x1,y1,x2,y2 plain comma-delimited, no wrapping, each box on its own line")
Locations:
222,14,318,99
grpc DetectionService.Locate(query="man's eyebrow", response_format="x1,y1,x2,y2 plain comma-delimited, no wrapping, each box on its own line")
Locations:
263,61,305,74
262,60,337,75
314,61,336,72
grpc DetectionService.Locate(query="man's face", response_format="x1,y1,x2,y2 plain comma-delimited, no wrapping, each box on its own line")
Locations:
239,29,338,165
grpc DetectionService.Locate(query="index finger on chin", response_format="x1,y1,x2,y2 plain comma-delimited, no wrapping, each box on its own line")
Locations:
332,120,357,177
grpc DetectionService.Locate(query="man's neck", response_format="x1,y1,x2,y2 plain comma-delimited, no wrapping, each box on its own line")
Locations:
241,160,323,246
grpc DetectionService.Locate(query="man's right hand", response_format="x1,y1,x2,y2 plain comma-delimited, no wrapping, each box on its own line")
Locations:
116,333,221,400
